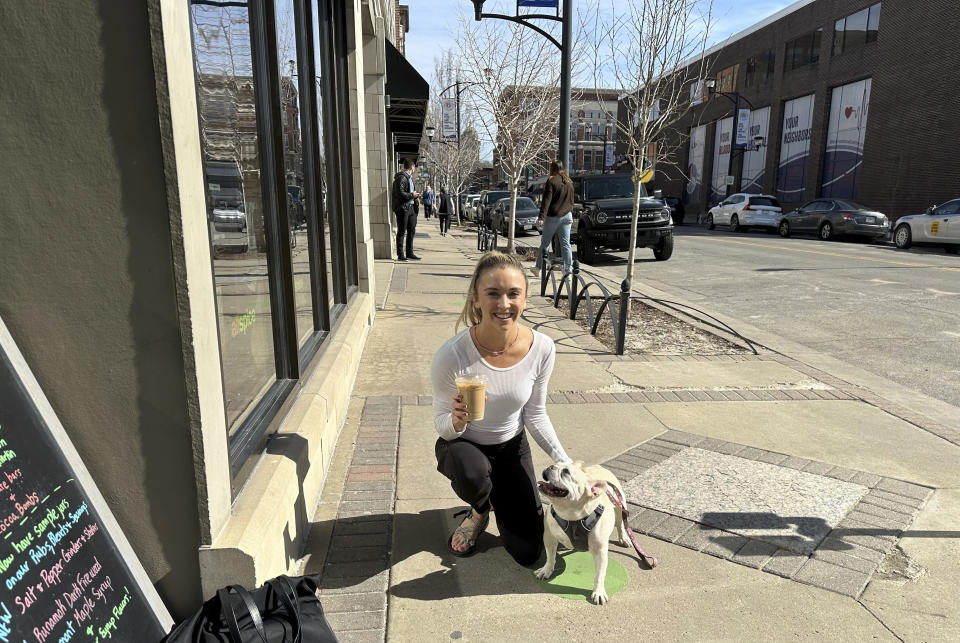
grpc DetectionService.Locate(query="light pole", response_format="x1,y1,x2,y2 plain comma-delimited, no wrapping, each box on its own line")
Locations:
471,0,572,170
705,79,763,197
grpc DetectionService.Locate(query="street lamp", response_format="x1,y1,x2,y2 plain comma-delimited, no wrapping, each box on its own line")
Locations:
705,77,758,197
470,0,573,172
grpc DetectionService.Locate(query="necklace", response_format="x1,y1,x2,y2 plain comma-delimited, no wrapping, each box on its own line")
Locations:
473,325,521,357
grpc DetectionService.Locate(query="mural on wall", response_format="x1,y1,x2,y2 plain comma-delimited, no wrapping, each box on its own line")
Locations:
820,78,871,199
711,117,733,203
740,107,770,194
776,94,815,203
684,124,706,207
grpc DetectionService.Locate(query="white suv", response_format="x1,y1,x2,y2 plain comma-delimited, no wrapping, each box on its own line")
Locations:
706,193,782,232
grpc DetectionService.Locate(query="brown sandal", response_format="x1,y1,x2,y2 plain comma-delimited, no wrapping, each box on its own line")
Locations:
448,508,489,557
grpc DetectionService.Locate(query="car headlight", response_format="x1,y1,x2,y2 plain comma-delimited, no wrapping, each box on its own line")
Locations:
661,207,671,220
596,211,608,224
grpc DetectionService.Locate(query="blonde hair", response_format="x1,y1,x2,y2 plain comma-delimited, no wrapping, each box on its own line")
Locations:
457,251,529,331
550,159,572,185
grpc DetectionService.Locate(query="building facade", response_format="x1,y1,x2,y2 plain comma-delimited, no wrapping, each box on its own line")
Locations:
493,88,622,185
0,0,425,622
653,0,958,220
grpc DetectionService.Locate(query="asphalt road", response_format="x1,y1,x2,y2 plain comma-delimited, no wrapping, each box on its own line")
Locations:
580,226,960,409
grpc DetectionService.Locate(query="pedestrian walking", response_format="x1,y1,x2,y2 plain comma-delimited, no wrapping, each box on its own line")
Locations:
432,251,571,562
535,159,575,275
392,158,421,261
423,185,435,219
436,186,453,237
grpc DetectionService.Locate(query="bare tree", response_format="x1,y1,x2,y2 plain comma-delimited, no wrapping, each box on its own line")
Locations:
459,16,562,254
588,0,715,287
419,51,482,223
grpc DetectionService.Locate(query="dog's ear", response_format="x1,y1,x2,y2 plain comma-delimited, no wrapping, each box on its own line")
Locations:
588,480,608,498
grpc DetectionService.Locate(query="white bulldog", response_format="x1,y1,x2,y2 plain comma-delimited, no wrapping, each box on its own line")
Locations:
535,461,630,605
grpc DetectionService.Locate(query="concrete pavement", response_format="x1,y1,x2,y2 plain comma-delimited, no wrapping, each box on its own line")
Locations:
297,220,960,642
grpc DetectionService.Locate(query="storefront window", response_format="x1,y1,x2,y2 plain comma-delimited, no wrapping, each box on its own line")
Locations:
192,1,277,432
275,0,315,346
189,0,360,485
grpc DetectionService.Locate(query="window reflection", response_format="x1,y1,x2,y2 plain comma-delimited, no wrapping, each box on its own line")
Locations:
313,0,337,314
275,0,314,345
192,1,277,433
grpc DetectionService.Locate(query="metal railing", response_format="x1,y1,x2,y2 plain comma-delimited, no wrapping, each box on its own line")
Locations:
477,221,499,252
534,253,760,356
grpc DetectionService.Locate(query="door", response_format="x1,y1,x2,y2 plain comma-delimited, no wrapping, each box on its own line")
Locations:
797,200,826,231
725,195,745,225
933,199,960,241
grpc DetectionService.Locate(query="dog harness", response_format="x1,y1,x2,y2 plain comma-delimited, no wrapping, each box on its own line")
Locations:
550,504,605,551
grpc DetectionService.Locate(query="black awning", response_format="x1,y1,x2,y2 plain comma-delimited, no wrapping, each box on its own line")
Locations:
385,39,429,160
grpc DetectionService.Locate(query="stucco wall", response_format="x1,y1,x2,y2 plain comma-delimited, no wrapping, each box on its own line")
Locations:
0,1,202,618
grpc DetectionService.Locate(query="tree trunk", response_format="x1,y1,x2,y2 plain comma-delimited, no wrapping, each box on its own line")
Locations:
507,178,518,254
624,175,642,315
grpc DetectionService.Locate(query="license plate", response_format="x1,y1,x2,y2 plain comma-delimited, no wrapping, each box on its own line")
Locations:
524,225,534,230
865,216,875,224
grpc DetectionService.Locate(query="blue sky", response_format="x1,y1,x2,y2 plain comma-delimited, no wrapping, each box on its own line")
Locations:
404,0,798,83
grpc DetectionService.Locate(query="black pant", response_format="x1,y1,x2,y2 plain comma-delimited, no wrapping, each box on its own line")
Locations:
438,214,450,234
395,208,417,258
435,431,543,566
424,203,433,218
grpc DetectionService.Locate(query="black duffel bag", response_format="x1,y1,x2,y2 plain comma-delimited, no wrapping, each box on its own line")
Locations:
162,574,337,643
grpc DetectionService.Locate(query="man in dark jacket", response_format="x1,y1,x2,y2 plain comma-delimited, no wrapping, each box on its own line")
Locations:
392,158,421,260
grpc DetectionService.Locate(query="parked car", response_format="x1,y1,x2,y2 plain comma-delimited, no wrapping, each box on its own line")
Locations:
778,199,889,241
892,199,960,254
706,193,782,232
572,173,674,262
662,195,686,225
490,197,540,237
477,190,511,227
463,194,481,221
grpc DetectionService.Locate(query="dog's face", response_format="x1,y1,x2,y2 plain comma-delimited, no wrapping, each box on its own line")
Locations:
537,461,607,510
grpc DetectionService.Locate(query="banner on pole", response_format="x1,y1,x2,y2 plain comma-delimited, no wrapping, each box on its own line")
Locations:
604,142,614,169
735,108,751,147
441,97,458,139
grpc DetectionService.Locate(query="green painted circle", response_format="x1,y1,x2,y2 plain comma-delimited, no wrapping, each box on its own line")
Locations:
534,551,629,601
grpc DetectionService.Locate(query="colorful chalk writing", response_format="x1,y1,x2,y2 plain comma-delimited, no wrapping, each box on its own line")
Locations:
0,338,166,641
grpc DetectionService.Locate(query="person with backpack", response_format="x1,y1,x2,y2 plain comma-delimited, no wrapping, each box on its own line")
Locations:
392,158,421,261
436,187,454,237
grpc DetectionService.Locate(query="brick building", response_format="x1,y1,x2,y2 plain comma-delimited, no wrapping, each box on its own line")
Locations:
652,0,958,220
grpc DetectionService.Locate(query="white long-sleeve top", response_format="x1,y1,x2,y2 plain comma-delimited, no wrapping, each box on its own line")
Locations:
431,327,571,463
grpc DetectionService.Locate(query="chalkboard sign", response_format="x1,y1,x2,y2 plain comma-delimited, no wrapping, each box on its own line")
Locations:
0,318,172,642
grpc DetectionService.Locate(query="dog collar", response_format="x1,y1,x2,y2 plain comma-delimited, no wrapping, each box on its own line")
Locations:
550,503,605,551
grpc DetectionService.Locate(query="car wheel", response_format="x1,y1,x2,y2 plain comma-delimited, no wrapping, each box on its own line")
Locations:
577,235,596,263
731,214,742,232
653,234,674,261
779,220,790,237
706,214,715,230
894,224,912,249
819,222,834,241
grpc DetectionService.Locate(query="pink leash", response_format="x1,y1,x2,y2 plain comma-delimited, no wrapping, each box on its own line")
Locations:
606,487,659,569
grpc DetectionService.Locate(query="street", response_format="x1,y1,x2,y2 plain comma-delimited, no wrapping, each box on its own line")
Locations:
581,227,960,408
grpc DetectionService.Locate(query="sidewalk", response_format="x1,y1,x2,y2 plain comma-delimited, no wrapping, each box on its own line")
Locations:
298,221,960,642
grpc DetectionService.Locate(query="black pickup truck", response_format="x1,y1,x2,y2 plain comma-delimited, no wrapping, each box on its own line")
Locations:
571,173,674,263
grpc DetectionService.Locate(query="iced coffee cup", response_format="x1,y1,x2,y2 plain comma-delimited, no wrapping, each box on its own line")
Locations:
455,372,487,421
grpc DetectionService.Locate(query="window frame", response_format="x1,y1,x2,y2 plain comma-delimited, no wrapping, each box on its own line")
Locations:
189,0,359,491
